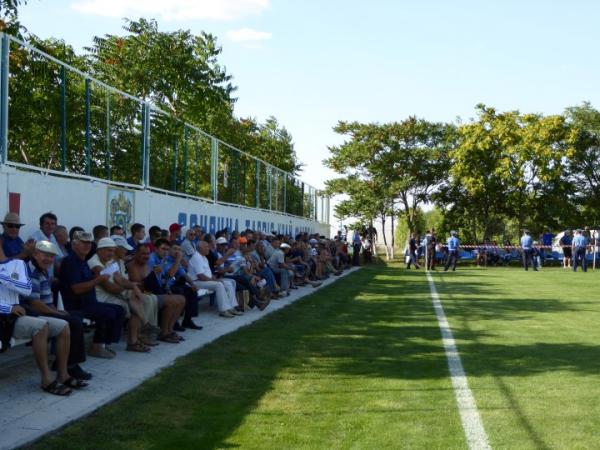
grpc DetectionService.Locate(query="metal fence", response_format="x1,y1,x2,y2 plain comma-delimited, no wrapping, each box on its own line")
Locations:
0,33,330,224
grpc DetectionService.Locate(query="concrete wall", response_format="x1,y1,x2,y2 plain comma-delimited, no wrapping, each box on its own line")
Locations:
1,165,329,238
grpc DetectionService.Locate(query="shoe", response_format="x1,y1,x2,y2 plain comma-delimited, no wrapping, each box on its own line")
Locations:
173,322,186,332
311,281,322,288
158,333,180,344
257,298,270,311
88,347,115,359
182,320,203,330
68,365,93,381
219,310,235,318
229,309,243,316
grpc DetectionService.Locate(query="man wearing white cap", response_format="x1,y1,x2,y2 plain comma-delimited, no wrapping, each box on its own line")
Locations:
21,240,92,382
88,237,156,352
267,239,291,296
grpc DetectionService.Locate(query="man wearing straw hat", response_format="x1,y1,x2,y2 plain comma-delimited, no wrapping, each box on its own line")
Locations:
1,212,35,260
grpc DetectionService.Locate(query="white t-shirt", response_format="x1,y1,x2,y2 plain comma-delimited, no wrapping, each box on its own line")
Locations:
87,254,120,303
0,259,32,313
188,252,212,280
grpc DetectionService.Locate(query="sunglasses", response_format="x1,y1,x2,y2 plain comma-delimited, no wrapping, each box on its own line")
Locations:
4,224,22,229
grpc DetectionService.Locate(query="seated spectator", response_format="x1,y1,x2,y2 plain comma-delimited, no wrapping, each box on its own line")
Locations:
147,225,163,253
150,239,203,330
59,231,125,359
188,241,242,317
53,225,70,261
168,223,183,244
65,226,84,255
110,235,160,338
21,240,91,382
126,244,186,343
267,240,292,296
180,228,197,263
86,225,109,260
127,223,146,252
29,212,59,246
110,225,124,236
88,238,158,352
1,212,34,260
0,244,74,395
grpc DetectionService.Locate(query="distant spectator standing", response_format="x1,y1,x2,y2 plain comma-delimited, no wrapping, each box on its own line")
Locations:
444,231,460,271
559,230,572,269
352,230,362,266
520,230,536,271
572,229,588,272
540,227,555,267
406,232,420,270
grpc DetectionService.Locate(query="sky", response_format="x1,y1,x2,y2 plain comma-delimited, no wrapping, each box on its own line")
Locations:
16,0,600,224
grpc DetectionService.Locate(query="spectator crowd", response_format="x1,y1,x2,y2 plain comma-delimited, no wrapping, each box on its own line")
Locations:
0,211,355,396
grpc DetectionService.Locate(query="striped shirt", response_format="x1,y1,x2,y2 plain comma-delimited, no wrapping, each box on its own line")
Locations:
0,259,32,314
22,260,52,305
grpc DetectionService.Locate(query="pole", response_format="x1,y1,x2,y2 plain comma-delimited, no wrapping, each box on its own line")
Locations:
60,65,67,171
84,78,91,175
0,33,9,164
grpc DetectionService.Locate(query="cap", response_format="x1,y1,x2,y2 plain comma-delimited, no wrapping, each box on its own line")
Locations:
72,231,93,242
1,212,24,226
169,223,182,233
216,237,228,245
110,235,133,250
35,240,59,255
280,243,291,249
309,238,318,245
97,237,117,249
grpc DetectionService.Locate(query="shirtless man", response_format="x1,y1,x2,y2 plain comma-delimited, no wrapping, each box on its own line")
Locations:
126,244,185,344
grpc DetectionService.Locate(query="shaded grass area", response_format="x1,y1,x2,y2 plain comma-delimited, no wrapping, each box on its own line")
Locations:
30,264,466,450
434,267,600,450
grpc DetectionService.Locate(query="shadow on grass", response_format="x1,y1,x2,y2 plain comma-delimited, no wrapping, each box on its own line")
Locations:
28,264,599,449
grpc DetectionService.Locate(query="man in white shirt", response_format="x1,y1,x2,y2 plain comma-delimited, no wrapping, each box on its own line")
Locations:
188,241,240,318
0,242,74,395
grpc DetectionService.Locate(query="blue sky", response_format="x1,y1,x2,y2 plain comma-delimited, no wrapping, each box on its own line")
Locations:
17,0,600,205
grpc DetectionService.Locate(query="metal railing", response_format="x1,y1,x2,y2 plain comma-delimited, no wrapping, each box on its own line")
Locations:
0,33,330,224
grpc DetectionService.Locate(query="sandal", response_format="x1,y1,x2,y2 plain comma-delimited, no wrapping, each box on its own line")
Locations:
158,333,180,344
62,377,89,389
169,332,185,342
42,380,71,396
126,341,151,353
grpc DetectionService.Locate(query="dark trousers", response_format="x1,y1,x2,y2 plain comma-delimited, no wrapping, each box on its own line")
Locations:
352,244,361,266
573,247,587,272
426,246,436,270
45,311,86,366
81,302,125,345
225,273,260,305
522,249,535,270
444,250,458,271
171,284,200,321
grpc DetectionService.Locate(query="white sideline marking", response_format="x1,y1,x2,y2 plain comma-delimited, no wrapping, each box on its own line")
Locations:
426,271,491,450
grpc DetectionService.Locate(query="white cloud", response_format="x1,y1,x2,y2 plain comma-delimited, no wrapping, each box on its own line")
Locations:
71,0,270,21
226,28,272,43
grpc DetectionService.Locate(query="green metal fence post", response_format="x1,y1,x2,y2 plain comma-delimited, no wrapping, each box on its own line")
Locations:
183,126,189,193
0,33,9,164
267,166,272,210
300,183,305,217
255,160,260,208
283,173,287,214
140,103,145,185
144,104,151,186
84,78,91,175
172,139,178,191
211,138,218,202
60,65,67,171
105,91,111,180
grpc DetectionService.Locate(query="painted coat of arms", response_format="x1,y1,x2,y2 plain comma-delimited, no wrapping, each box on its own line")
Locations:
107,188,134,232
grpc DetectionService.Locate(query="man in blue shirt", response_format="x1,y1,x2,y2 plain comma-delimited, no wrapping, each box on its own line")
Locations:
572,229,588,272
444,231,460,272
1,212,35,260
59,231,125,358
520,230,536,271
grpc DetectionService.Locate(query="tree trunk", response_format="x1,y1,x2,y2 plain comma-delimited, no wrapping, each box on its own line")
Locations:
380,212,390,260
390,212,395,259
